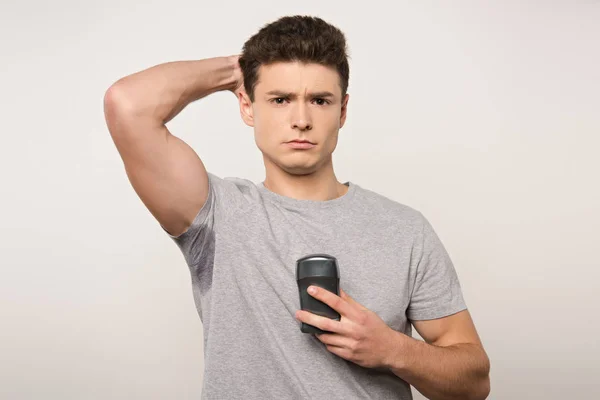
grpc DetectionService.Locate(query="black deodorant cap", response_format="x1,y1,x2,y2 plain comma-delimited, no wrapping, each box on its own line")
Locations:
296,254,340,280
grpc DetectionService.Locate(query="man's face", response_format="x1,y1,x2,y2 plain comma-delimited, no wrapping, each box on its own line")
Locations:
239,61,349,176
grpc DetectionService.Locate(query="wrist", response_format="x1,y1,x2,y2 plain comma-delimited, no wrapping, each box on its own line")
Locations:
384,329,413,372
224,55,242,93
197,56,239,94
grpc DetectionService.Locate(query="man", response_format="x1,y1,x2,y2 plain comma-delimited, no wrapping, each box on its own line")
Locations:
104,15,490,400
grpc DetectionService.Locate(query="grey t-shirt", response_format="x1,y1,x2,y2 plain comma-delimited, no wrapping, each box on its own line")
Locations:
164,173,467,399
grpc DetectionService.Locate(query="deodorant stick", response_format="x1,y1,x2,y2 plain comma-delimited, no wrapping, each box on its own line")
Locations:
296,254,341,334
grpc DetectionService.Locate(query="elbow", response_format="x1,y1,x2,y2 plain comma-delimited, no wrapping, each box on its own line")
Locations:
104,81,137,118
472,354,491,400
460,377,490,400
103,81,144,139
472,376,491,400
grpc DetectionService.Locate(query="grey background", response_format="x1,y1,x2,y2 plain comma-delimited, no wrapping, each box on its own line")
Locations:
1,1,598,399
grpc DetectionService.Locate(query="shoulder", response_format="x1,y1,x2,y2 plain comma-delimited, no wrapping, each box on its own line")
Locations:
210,173,259,195
353,183,427,233
206,173,263,213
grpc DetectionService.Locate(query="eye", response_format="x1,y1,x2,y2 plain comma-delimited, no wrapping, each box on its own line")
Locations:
313,98,330,106
271,97,287,105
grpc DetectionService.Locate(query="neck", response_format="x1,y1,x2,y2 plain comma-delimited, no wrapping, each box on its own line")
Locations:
262,157,348,201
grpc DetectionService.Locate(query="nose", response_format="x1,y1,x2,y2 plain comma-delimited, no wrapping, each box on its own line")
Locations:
291,102,312,131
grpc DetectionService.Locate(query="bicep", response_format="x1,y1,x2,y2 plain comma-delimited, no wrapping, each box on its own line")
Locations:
105,90,209,237
411,309,483,348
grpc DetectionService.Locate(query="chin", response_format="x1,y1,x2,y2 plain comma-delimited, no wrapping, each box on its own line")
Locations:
280,156,323,175
279,163,319,176
262,149,328,176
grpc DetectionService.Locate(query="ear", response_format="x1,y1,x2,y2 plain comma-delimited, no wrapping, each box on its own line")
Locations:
238,89,254,127
339,93,350,128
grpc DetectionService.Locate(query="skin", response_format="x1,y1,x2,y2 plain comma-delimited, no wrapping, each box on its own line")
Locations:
297,286,491,400
233,60,490,399
234,60,351,203
105,55,490,400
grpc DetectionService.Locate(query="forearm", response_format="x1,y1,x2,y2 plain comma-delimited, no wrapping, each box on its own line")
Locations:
106,56,238,124
386,332,490,400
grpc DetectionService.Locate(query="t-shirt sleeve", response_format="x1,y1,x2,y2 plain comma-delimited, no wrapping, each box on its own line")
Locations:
406,213,468,321
161,172,249,269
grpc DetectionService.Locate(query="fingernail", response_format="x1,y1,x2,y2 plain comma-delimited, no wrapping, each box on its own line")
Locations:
308,286,316,294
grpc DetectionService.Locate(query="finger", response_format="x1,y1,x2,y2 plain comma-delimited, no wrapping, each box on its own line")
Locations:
316,332,352,349
340,288,367,311
324,344,351,360
308,286,359,320
296,310,347,335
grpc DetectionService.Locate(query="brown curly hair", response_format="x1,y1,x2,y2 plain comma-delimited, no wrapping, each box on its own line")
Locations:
239,15,350,102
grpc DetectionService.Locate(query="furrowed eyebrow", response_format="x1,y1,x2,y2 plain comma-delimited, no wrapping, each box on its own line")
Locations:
265,90,335,98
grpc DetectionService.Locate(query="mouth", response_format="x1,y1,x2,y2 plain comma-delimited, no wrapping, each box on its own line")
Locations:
285,140,317,149
287,139,315,144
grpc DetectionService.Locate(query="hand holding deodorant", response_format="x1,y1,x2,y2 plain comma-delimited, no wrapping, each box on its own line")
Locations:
296,254,340,334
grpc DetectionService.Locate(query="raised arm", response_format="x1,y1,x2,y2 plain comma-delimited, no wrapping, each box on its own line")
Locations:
103,56,243,236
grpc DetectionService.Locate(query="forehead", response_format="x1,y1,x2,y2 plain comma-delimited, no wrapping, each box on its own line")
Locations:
255,61,341,96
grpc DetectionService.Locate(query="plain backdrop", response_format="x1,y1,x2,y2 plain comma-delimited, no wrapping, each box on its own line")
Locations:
1,1,599,399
